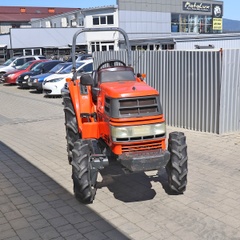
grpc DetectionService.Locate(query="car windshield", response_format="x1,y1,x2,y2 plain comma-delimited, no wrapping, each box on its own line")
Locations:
49,63,71,73
2,57,16,66
60,62,83,74
31,62,45,72
17,61,34,70
100,70,136,83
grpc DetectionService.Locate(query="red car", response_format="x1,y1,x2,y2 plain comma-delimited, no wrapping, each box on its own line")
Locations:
3,59,48,84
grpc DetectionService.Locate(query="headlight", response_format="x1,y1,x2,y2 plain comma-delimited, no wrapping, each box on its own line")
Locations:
33,79,38,83
8,74,15,78
111,122,166,140
24,75,29,80
48,78,64,83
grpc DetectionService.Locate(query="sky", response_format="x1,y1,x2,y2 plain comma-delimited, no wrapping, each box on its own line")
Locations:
0,0,240,21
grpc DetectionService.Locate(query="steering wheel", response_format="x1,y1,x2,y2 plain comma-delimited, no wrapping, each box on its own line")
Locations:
97,59,126,71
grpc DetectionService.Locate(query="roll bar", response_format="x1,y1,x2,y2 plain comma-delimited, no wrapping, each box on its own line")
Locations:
71,27,131,80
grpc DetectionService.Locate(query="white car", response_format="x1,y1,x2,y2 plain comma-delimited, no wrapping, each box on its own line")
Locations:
42,59,93,96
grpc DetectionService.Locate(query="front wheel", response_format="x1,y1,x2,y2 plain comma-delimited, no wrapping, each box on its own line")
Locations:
62,91,81,164
166,132,188,193
72,139,98,204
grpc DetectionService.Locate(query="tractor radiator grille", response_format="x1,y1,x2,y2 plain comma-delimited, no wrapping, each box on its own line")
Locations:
119,98,158,116
105,96,162,118
121,140,164,153
115,133,165,142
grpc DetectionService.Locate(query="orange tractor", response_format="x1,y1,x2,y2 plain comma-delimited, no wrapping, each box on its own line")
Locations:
62,28,188,203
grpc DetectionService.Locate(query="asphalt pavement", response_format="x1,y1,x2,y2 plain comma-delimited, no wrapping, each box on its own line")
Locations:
0,83,240,240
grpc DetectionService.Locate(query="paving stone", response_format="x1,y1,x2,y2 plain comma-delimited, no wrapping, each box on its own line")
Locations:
16,226,39,240
29,218,50,230
48,216,69,228
19,206,39,218
84,230,108,240
91,219,114,233
4,210,22,222
36,226,60,239
9,217,30,230
39,208,61,220
0,229,17,240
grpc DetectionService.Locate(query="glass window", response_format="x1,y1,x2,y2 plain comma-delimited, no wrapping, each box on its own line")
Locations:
100,16,106,24
171,14,179,32
102,46,107,51
79,17,84,26
30,62,41,70
26,57,35,62
18,61,33,70
96,44,100,51
80,63,93,73
93,17,99,25
3,57,16,66
101,70,135,83
15,58,25,66
172,13,213,34
93,15,114,26
180,15,188,32
107,15,114,24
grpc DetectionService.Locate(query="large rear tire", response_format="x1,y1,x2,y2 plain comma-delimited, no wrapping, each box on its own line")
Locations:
62,91,81,164
166,132,188,193
72,139,97,203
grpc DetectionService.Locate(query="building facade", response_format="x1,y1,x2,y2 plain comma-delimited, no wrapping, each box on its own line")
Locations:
29,0,224,52
118,0,223,50
118,0,223,35
30,5,119,54
0,6,79,34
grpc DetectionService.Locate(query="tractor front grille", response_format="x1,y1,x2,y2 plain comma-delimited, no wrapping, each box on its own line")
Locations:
121,140,164,153
115,133,165,142
105,95,162,118
119,98,158,116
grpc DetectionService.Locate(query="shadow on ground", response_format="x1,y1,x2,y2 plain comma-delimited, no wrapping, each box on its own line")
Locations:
0,141,130,240
98,161,176,203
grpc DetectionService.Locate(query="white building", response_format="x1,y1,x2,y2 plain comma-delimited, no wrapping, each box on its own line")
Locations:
31,5,119,53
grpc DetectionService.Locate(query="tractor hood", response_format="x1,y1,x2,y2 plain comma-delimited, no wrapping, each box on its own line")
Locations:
100,81,159,98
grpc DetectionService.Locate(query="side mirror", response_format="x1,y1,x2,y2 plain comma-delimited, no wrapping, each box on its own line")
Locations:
80,73,93,86
136,73,146,82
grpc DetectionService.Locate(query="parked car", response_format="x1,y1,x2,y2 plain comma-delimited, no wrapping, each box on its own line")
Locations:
2,59,48,84
67,53,92,62
28,62,72,92
43,59,93,96
0,55,46,79
16,60,63,89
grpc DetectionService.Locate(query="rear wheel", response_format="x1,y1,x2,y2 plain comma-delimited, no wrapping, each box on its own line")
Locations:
166,132,188,193
72,139,98,203
62,91,81,163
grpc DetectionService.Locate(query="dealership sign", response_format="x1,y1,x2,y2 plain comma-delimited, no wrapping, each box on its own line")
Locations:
212,4,223,18
183,2,211,12
212,18,222,30
212,4,223,31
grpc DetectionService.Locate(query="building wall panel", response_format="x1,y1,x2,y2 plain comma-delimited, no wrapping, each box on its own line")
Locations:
220,49,240,133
